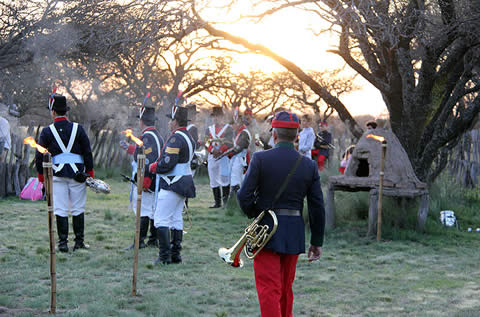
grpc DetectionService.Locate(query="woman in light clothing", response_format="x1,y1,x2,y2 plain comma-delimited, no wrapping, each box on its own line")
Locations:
298,115,315,159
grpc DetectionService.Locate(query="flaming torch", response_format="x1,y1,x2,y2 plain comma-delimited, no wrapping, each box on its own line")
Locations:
122,129,144,296
367,134,387,242
24,137,56,313
122,129,144,147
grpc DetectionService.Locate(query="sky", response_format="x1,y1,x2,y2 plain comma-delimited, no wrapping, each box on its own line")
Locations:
200,1,388,117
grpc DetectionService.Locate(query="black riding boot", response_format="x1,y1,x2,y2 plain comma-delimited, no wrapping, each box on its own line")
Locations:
209,187,222,208
147,218,158,247
56,215,69,253
222,186,230,207
125,216,149,250
171,229,183,264
154,226,171,265
73,214,89,251
228,185,240,205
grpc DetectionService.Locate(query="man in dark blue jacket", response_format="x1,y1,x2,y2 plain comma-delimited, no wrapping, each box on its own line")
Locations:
121,106,164,249
149,106,196,265
237,111,325,317
36,95,94,253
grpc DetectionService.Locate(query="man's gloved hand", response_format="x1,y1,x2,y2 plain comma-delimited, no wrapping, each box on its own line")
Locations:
37,174,44,183
143,177,152,191
149,162,158,174
119,140,128,150
307,245,322,262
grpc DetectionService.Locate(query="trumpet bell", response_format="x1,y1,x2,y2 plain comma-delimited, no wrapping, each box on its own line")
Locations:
218,210,278,268
218,247,244,268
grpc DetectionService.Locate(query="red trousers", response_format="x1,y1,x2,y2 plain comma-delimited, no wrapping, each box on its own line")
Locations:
311,149,326,171
317,155,327,171
253,250,299,317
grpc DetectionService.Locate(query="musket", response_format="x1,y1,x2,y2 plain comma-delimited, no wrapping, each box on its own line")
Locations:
316,133,335,149
215,147,237,161
121,174,153,193
205,137,227,148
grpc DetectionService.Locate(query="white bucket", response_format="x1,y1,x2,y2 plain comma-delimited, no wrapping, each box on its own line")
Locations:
440,210,456,227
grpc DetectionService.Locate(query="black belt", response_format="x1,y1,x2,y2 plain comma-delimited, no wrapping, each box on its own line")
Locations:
274,209,301,216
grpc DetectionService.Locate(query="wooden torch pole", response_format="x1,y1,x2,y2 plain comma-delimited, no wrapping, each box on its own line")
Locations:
43,153,56,314
132,147,145,296
377,140,387,242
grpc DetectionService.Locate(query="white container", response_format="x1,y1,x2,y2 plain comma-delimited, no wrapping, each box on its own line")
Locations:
440,210,456,227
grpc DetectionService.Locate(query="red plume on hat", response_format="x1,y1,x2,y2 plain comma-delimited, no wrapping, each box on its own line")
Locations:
172,90,183,119
139,92,150,119
48,86,57,110
233,106,239,123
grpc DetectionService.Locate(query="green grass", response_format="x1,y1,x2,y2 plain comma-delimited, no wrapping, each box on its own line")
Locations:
0,172,480,316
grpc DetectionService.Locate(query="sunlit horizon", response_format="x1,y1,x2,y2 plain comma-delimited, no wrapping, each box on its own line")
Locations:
199,1,388,117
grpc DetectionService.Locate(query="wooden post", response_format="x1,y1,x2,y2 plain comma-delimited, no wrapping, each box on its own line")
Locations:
325,183,336,230
43,153,56,314
377,141,387,242
367,189,378,237
132,147,145,296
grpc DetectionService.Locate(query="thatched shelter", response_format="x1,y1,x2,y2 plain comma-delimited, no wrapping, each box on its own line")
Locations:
326,128,429,236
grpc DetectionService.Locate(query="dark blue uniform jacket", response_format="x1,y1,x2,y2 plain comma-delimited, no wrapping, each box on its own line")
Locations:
154,128,196,198
36,118,93,179
133,127,164,191
316,130,332,157
237,142,325,254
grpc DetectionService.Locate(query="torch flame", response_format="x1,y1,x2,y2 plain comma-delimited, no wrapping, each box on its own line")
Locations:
24,137,48,154
367,134,386,143
121,129,144,147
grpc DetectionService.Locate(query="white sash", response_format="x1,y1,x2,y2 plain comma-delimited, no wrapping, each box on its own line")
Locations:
144,131,161,160
160,130,194,186
144,130,162,211
209,124,230,140
234,127,252,147
49,123,81,173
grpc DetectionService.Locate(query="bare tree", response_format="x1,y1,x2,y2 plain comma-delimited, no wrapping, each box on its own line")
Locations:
192,0,480,183
275,69,359,121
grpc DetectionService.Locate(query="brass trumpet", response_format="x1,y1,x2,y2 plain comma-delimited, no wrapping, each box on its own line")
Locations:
218,210,278,268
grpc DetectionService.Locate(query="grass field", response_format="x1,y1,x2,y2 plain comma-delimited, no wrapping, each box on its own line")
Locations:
1,170,480,316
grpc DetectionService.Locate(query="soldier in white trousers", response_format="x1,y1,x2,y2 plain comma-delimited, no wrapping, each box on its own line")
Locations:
206,106,233,208
149,106,196,265
121,106,163,249
35,94,94,253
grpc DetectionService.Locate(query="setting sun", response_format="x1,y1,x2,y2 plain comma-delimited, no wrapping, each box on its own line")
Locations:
198,1,387,116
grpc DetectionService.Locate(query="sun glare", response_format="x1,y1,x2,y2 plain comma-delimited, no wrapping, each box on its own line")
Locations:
199,1,387,117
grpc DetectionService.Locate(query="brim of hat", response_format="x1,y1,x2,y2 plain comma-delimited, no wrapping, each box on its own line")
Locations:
138,115,158,120
47,106,70,111
165,114,191,121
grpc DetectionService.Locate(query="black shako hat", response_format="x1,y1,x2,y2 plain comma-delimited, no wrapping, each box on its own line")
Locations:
211,106,224,117
48,95,70,112
186,103,199,114
166,106,189,122
138,106,156,122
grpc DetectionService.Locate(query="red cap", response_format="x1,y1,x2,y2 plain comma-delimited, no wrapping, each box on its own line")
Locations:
271,111,300,129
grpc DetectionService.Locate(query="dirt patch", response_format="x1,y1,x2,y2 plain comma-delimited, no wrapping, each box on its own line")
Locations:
0,306,36,316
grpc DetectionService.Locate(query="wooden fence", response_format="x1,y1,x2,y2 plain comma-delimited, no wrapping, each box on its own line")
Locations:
0,125,36,198
0,126,133,198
